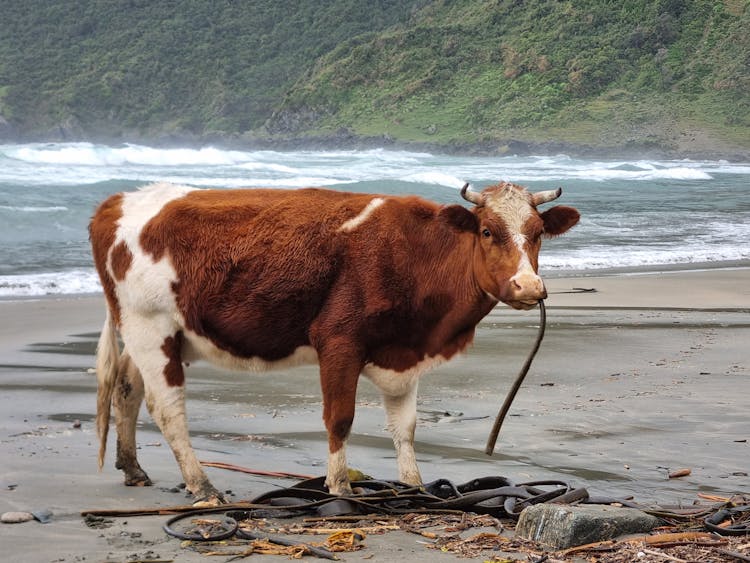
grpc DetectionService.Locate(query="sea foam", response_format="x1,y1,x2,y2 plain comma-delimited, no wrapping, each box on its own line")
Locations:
0,270,102,297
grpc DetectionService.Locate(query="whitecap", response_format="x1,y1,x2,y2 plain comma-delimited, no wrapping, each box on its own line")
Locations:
0,270,102,297
157,175,350,188
399,172,467,188
0,205,68,212
115,145,255,166
5,142,116,166
235,162,301,174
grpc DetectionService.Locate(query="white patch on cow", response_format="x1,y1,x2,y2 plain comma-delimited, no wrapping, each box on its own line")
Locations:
338,197,385,232
512,233,534,277
362,355,444,486
107,182,197,315
381,377,422,485
326,446,350,495
485,188,543,289
120,313,211,495
118,182,196,251
485,189,532,240
363,354,446,396
182,334,319,372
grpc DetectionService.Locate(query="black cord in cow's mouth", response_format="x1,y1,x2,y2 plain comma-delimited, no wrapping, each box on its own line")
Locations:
485,298,546,456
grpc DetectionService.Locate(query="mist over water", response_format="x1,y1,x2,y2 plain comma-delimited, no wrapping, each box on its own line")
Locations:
1,142,748,296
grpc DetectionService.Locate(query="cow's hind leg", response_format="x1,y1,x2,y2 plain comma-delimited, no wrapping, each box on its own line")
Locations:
381,377,422,486
123,325,222,504
113,350,151,486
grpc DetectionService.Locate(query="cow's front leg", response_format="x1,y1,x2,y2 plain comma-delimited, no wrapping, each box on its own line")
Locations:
318,343,364,496
123,325,223,505
382,377,422,486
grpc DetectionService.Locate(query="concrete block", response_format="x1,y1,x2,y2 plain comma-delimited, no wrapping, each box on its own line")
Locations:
516,504,660,549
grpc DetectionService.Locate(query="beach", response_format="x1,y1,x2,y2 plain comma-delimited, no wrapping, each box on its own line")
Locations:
1,267,748,562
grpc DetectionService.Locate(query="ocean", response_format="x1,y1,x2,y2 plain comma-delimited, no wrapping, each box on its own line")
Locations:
1,142,748,297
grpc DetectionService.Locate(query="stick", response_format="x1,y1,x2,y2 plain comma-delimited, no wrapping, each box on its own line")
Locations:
644,531,722,545
199,460,315,480
81,501,262,517
486,299,546,455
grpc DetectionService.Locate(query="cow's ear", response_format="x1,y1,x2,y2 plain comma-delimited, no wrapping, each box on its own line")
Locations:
541,206,580,237
440,205,479,233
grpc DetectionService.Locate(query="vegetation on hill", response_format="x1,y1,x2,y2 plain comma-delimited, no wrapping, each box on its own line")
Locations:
1,0,748,157
0,0,411,139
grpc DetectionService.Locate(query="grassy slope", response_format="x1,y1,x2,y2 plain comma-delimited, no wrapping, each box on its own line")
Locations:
272,0,750,155
0,0,748,156
0,0,412,139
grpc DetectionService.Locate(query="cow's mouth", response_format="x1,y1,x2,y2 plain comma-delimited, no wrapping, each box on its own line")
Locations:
507,299,539,310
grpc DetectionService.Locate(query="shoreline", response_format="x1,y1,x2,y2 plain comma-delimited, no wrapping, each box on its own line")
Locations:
543,259,750,278
2,260,750,303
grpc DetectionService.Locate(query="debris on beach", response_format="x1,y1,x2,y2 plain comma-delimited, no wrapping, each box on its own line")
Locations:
81,475,750,562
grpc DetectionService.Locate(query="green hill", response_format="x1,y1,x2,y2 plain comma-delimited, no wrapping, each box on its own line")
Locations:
1,0,748,157
0,0,412,140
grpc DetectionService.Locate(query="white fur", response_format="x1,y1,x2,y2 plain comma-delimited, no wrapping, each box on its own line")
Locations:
363,355,445,485
326,446,350,495
108,183,195,315
363,355,445,396
487,191,543,288
183,335,318,371
381,378,421,485
339,197,385,232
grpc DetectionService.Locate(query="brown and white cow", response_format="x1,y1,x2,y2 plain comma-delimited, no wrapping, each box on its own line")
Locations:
89,181,579,503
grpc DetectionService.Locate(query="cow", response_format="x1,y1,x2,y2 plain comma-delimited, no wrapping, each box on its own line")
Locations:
89,181,579,504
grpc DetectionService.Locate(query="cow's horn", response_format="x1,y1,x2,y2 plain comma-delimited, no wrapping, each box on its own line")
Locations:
532,187,562,206
460,182,484,206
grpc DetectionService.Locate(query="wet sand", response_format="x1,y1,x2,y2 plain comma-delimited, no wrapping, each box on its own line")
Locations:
1,267,748,561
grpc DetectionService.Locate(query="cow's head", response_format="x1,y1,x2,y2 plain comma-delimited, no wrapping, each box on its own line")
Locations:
460,181,579,310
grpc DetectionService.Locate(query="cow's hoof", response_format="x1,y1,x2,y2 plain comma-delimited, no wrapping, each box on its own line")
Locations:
125,478,153,487
124,469,152,487
325,480,353,496
191,483,226,507
192,493,225,507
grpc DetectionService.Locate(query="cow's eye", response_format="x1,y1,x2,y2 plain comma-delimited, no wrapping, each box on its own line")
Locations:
482,228,491,238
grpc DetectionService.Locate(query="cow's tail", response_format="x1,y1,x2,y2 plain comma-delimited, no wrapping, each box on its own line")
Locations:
95,307,119,470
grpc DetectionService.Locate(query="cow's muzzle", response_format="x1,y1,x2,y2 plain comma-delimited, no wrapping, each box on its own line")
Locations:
504,273,547,309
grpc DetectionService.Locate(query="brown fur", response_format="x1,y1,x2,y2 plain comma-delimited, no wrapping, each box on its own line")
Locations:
109,241,132,281
89,193,124,326
161,332,185,387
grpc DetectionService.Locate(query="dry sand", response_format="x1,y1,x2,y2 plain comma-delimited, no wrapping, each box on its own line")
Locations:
1,267,748,562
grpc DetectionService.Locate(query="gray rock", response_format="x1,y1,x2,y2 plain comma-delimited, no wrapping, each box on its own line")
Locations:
31,509,53,523
1,511,34,524
516,504,660,549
